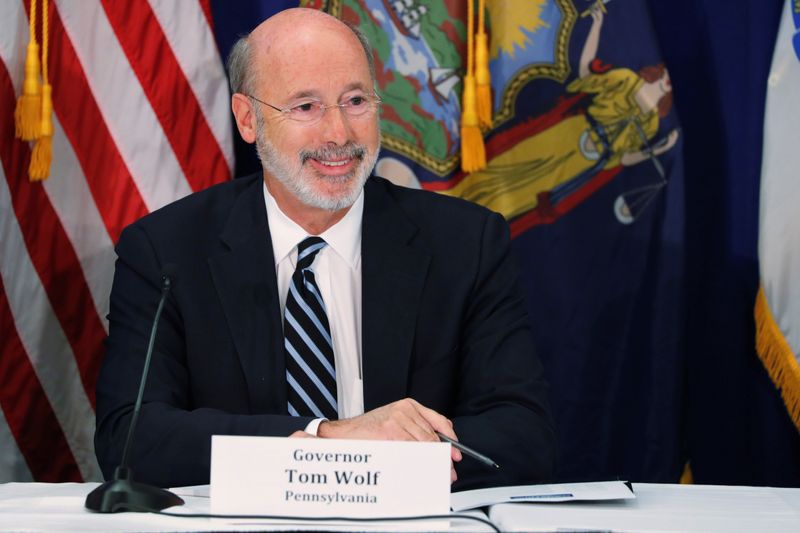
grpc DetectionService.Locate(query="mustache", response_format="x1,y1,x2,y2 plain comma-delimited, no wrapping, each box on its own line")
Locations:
301,143,366,163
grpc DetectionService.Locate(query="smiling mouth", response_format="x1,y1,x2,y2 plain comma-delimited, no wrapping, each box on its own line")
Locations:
302,144,366,176
316,159,352,167
306,157,358,177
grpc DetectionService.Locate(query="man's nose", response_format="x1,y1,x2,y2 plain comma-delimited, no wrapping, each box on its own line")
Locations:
318,105,352,145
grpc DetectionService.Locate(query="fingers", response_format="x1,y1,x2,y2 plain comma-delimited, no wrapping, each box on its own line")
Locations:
407,399,456,439
450,445,463,463
382,399,443,442
400,398,462,462
289,430,316,438
395,407,438,442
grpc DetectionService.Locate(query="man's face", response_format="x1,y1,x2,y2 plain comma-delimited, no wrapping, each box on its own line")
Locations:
251,28,380,211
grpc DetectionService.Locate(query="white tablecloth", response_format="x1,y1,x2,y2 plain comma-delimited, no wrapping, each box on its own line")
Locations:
2,481,800,532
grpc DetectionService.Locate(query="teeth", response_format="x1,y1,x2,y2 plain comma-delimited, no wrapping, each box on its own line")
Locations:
318,159,350,167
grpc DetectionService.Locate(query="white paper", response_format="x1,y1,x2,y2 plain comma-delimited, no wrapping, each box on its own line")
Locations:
451,480,635,511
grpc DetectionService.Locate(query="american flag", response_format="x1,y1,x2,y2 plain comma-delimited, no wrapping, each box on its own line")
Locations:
0,0,233,482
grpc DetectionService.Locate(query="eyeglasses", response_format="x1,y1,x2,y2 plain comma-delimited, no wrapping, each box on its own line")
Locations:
247,93,382,124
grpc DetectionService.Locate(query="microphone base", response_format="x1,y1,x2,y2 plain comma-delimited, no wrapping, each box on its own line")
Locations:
85,467,184,513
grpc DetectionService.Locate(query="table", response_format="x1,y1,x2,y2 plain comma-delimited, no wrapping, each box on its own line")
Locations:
1,481,799,532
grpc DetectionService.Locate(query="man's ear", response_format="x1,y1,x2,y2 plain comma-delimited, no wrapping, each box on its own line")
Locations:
231,93,257,144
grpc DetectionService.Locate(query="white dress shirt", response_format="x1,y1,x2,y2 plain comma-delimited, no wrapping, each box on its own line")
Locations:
263,183,364,431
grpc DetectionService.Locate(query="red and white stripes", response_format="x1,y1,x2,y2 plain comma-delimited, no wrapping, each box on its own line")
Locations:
0,0,232,481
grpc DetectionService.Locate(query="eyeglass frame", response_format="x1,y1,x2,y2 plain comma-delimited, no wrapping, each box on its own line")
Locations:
245,92,382,124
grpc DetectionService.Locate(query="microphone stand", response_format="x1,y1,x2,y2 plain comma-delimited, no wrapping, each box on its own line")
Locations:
85,268,185,513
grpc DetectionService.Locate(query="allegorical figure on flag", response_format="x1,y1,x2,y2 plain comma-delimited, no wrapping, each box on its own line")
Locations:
94,7,555,491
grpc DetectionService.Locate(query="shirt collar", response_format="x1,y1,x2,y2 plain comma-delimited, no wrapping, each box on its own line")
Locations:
263,182,363,268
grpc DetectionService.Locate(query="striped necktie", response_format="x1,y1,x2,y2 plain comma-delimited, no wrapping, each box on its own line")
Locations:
284,236,338,419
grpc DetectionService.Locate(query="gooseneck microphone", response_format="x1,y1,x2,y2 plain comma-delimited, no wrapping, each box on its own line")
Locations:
86,264,185,513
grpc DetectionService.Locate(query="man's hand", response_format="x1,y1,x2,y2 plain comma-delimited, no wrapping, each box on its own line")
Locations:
317,398,462,482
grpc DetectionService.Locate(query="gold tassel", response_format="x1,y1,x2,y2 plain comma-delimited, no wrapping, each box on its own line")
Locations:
475,0,492,128
461,0,486,173
461,74,485,172
755,285,800,432
15,0,42,141
30,0,52,181
30,83,53,181
29,137,52,181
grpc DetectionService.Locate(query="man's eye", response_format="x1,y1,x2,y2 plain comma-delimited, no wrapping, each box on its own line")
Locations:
348,96,367,107
293,102,316,113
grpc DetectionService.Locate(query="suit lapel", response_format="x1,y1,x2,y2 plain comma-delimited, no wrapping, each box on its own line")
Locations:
208,177,286,413
361,179,430,411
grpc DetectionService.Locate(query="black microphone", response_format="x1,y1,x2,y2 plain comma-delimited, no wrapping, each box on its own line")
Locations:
86,264,185,513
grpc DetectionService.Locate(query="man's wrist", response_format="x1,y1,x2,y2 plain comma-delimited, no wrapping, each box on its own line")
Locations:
317,419,339,438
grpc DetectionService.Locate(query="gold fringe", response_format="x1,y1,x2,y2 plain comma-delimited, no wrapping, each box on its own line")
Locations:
679,462,693,484
15,42,42,141
755,284,800,432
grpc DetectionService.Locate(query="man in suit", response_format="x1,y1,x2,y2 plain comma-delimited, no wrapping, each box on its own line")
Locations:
95,7,555,490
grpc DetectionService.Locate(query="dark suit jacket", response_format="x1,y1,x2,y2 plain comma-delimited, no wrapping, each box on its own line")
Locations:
95,173,556,490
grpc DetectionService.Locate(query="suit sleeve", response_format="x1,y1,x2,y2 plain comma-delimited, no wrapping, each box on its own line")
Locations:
94,222,312,488
451,212,557,490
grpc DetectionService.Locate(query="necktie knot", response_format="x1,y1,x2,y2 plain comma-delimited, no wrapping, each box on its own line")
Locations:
296,236,326,271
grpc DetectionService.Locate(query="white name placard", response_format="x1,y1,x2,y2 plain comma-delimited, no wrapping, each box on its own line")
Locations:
210,435,451,519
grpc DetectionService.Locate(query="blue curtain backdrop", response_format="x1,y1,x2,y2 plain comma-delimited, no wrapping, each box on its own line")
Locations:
210,0,800,485
648,0,800,486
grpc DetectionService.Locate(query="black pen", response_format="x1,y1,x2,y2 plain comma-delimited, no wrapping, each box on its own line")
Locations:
435,431,500,469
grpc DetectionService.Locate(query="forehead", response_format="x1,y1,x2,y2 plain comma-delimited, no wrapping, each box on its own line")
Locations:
254,22,372,101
